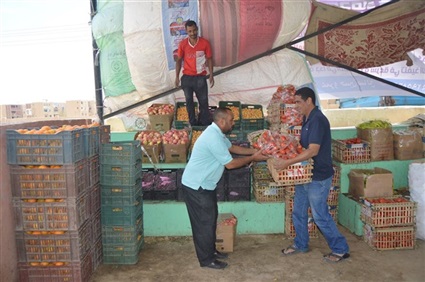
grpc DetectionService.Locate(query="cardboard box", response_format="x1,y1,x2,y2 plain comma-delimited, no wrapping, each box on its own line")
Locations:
357,127,394,161
348,167,393,200
149,104,174,132
216,213,237,253
163,143,188,163
141,144,162,163
393,130,423,160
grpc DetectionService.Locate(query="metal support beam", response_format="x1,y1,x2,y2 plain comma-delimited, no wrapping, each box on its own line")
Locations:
90,0,104,123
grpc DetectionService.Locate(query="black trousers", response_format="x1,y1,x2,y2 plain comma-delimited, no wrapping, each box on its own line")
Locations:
181,75,210,126
183,185,218,266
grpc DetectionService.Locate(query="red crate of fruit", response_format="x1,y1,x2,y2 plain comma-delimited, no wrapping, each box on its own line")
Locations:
332,138,371,164
361,196,417,227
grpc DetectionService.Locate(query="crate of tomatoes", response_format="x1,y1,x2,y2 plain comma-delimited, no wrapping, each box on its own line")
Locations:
332,138,370,163
361,196,417,228
363,224,415,250
251,130,313,186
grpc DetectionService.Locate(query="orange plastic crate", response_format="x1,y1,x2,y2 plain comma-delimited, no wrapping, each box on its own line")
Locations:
267,159,313,186
363,224,415,250
332,139,371,164
361,196,417,227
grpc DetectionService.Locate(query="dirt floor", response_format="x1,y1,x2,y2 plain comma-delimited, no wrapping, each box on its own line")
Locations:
90,227,425,282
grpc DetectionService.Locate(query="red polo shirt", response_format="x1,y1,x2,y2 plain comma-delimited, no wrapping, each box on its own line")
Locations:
177,37,212,76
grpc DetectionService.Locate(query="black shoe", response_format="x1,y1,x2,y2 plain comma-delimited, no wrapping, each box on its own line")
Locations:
214,251,228,259
202,260,228,269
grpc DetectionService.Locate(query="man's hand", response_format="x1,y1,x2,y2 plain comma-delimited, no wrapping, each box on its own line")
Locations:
273,158,291,170
252,149,269,162
209,76,215,88
175,77,180,88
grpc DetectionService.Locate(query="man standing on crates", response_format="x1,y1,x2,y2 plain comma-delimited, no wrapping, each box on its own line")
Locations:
181,107,269,269
175,20,214,126
274,87,350,263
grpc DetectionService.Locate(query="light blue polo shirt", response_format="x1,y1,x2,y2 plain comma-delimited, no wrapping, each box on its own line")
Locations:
182,122,232,190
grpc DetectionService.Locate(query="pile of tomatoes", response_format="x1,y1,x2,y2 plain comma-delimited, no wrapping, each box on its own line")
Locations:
340,137,364,145
252,130,303,159
365,197,409,204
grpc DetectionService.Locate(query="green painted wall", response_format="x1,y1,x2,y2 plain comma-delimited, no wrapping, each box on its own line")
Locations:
143,201,284,236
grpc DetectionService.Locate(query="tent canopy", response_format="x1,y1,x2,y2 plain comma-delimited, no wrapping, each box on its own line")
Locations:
90,0,424,123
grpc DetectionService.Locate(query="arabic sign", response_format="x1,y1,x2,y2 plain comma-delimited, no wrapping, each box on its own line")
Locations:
318,0,392,12
311,49,425,99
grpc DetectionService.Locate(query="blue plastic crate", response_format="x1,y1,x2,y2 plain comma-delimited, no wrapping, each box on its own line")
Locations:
100,141,141,165
83,127,100,157
7,129,85,165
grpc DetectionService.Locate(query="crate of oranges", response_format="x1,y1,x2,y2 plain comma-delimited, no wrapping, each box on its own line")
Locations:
7,126,85,165
241,104,264,131
174,102,198,129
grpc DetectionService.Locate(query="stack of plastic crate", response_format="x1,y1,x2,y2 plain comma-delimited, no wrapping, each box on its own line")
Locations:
7,128,96,282
84,125,106,271
100,141,144,264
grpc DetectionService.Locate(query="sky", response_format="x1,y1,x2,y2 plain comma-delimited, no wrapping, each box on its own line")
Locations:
0,0,95,105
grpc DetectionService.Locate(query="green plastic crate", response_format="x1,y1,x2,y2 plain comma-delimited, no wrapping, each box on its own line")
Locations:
241,104,264,131
101,198,143,226
102,233,144,265
100,161,143,186
101,178,143,206
174,101,198,129
100,141,141,165
102,215,143,244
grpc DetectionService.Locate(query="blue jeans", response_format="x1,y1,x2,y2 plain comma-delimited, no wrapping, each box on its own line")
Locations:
181,75,210,126
292,176,349,254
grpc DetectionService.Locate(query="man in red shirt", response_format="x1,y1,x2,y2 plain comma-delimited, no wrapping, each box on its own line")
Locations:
175,20,214,126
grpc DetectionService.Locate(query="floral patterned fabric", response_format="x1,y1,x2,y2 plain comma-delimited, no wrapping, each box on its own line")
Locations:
305,0,425,69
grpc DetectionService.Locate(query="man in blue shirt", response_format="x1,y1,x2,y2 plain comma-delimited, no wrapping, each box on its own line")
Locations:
182,107,269,269
274,87,350,263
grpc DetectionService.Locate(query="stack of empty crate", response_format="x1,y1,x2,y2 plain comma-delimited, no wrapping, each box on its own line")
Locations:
283,165,341,239
100,141,144,264
7,125,105,282
361,196,417,250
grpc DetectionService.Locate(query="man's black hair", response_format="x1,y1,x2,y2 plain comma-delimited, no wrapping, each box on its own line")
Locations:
185,20,197,29
295,87,316,105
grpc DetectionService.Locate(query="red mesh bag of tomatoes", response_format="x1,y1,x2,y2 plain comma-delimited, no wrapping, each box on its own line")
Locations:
280,105,303,126
269,84,297,105
252,130,303,160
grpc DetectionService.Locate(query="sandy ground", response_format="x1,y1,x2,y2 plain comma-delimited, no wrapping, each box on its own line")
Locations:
89,227,425,282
